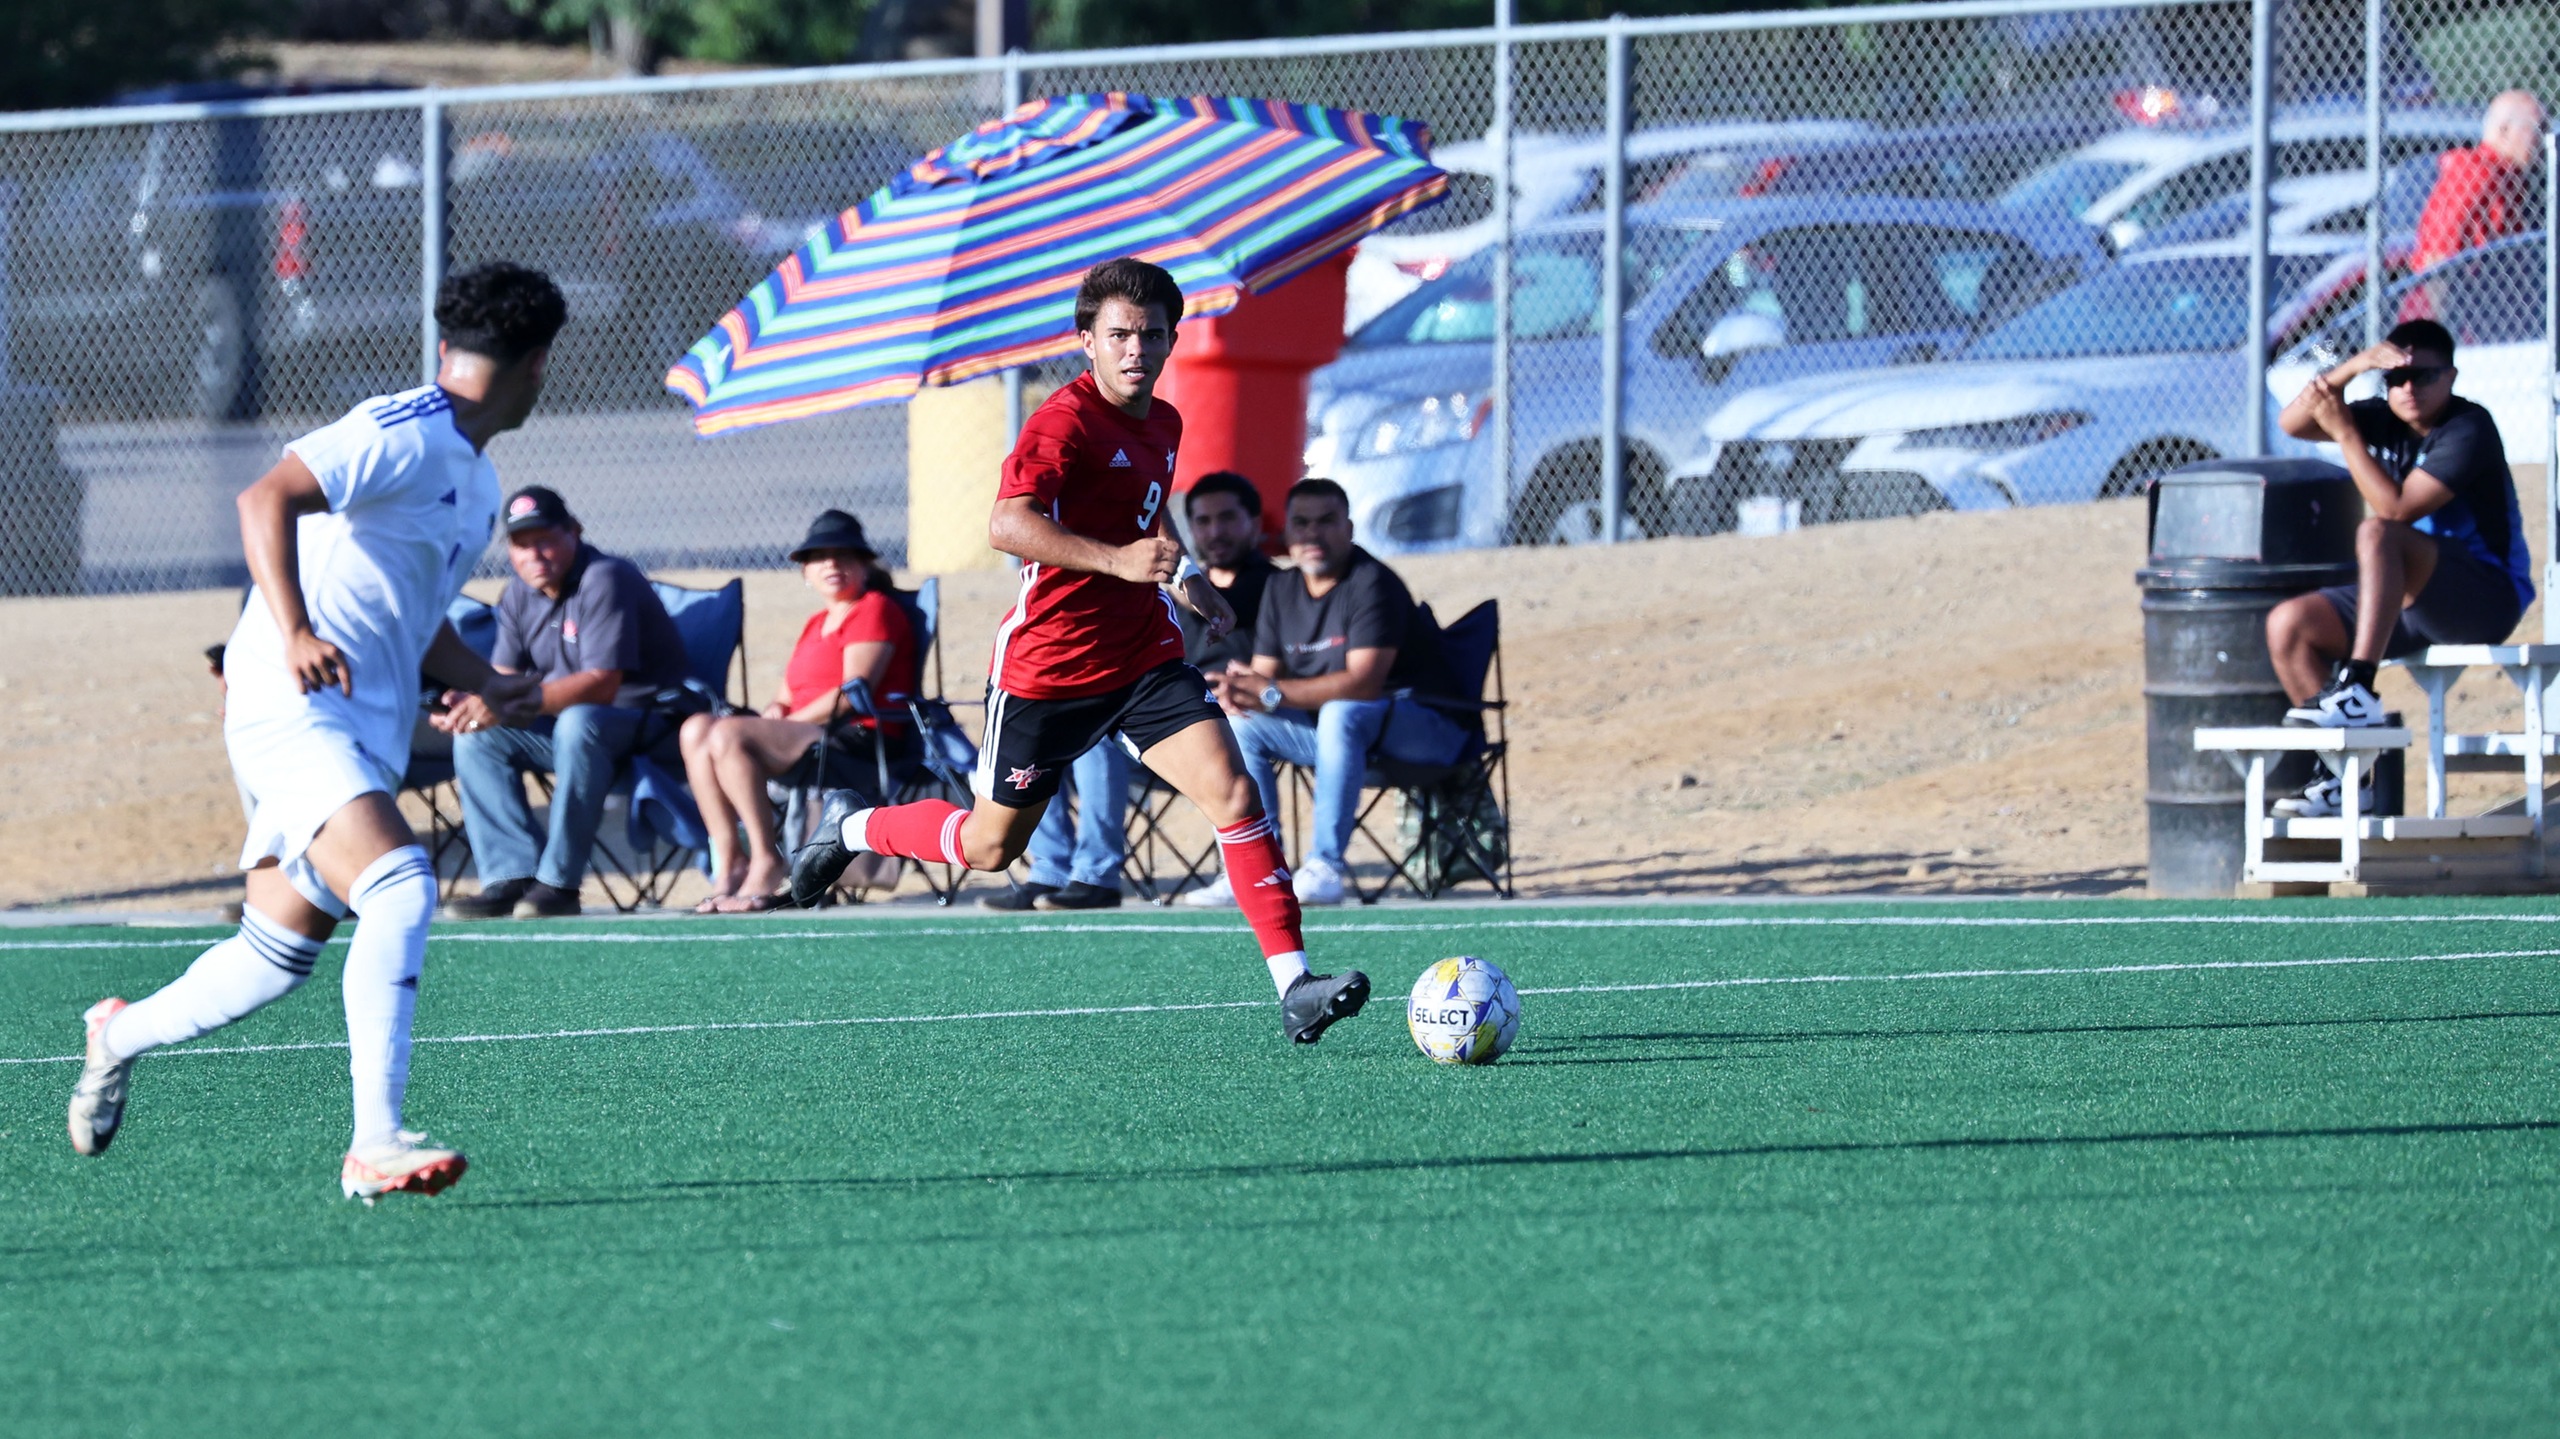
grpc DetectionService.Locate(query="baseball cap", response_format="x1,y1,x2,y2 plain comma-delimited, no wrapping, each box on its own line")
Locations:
503,485,577,535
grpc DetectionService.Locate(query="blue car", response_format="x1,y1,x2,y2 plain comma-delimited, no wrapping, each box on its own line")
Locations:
1303,195,2106,551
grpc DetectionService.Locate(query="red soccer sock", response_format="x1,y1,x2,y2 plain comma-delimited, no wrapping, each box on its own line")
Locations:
1215,816,1305,961
860,798,975,869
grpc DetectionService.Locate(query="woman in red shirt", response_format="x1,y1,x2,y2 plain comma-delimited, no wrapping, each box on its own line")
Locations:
680,510,917,912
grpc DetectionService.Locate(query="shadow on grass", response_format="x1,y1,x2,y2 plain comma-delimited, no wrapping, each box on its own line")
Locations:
468,1116,2560,1212
1510,1007,2560,1065
1513,846,2144,898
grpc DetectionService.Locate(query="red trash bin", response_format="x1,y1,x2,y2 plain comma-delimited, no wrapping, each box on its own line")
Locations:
1155,251,1353,542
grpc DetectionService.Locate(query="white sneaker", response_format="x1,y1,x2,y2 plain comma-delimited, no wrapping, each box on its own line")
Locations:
2271,770,2375,819
2286,678,2385,728
66,997,131,1157
1180,873,1236,908
1293,856,1347,907
341,1130,468,1204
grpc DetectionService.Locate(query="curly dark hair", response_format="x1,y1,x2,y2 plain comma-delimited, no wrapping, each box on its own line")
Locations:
1074,257,1186,333
435,261,569,366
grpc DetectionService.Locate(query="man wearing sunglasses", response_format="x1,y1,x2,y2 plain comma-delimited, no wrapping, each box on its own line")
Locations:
2264,318,2533,817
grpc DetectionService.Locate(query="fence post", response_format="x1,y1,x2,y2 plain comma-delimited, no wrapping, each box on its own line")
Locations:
1002,52,1026,442
1598,14,1628,543
2545,132,2557,642
2362,0,2383,348
2242,0,2273,458
1492,0,1514,542
420,94,447,385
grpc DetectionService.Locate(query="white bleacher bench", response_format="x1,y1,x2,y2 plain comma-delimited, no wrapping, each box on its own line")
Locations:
2193,642,2560,895
2384,644,2560,833
2192,726,2410,886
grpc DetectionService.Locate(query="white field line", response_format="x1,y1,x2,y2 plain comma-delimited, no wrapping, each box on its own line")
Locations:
15,910,2560,953
5,945,2555,1069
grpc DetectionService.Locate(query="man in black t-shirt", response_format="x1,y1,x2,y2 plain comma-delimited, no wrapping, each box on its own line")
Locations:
443,486,692,918
2265,318,2534,817
1176,470,1277,672
1192,478,1466,906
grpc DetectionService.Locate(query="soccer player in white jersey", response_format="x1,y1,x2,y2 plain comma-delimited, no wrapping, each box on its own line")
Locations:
66,262,566,1201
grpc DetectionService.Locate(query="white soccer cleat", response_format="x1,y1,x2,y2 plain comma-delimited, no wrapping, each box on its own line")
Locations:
66,998,132,1157
341,1131,468,1204
1293,856,1347,907
1180,873,1237,908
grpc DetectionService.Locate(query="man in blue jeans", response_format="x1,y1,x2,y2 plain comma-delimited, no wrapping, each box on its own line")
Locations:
1196,478,1465,907
439,487,689,918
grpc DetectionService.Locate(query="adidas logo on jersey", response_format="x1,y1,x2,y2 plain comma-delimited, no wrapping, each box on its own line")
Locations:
1109,449,1132,468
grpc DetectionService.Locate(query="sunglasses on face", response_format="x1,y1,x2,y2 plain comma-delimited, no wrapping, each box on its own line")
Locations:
2382,365,2448,389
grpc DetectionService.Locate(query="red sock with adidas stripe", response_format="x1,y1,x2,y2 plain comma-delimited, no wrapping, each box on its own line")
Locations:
1216,817,1307,982
859,798,975,869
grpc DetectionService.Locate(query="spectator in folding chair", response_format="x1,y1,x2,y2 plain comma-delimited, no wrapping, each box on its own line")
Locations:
981,471,1279,912
439,486,693,919
1194,478,1466,907
679,509,917,913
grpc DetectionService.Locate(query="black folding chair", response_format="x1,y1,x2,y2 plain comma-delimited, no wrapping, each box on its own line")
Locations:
399,594,498,900
1284,600,1513,903
1122,764,1220,903
780,577,982,907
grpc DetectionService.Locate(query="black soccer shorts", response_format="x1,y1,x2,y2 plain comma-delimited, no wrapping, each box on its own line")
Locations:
973,659,1224,807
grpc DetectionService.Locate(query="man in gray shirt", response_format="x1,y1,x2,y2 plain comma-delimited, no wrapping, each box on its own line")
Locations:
441,486,689,918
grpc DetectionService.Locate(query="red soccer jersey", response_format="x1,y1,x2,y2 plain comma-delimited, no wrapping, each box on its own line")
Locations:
988,373,1187,699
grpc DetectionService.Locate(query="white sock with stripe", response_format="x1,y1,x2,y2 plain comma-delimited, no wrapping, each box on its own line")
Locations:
839,808,878,852
103,906,324,1060
341,846,437,1151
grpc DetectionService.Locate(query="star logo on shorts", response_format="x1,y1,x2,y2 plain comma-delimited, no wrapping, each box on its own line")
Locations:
1007,764,1044,789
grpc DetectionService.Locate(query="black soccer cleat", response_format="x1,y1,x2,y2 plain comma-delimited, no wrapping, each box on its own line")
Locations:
1281,969,1370,1045
790,790,863,908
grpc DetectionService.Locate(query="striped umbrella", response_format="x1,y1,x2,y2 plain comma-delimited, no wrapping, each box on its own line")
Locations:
664,92,1447,436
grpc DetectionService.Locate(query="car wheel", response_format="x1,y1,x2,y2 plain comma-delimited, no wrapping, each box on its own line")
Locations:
190,281,250,422
1509,444,1665,546
2103,439,2216,498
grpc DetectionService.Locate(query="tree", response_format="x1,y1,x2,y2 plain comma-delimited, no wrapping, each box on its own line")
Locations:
5,0,283,111
505,0,869,73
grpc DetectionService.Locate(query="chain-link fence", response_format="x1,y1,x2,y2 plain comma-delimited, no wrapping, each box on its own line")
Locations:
0,0,2550,595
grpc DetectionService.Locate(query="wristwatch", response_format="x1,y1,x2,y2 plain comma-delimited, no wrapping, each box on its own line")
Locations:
1259,682,1284,713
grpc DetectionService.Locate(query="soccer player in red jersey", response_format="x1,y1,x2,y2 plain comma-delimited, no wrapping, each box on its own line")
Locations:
791,257,1369,1043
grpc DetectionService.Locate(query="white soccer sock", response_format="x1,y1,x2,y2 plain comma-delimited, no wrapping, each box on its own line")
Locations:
839,808,878,852
341,846,437,1151
103,906,323,1060
1267,949,1310,996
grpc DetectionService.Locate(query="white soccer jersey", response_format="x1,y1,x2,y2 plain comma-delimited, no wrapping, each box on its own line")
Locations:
223,386,501,859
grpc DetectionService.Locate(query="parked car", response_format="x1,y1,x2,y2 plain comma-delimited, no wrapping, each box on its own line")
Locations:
2122,159,2436,253
3,117,902,420
2267,231,2551,468
1998,109,2475,252
1305,195,2104,553
1643,117,2112,208
1343,120,1874,332
1666,236,2369,528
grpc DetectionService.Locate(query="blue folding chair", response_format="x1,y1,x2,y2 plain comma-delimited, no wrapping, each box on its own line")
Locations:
589,578,748,911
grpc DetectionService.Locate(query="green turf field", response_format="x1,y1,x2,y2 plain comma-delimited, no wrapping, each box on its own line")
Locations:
7,899,2560,1434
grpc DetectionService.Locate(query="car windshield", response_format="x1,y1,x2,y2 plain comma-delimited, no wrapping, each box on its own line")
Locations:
1965,254,2330,358
1346,225,1712,347
2286,239,2549,366
1998,158,2144,219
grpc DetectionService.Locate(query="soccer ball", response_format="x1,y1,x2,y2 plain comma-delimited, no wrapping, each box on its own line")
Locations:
1406,957,1521,1065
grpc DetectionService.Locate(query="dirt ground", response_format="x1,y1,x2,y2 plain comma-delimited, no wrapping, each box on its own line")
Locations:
3,491,2547,914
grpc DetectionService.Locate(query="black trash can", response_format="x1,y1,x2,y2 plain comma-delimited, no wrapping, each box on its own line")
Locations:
2140,458,2360,897
0,385,82,596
